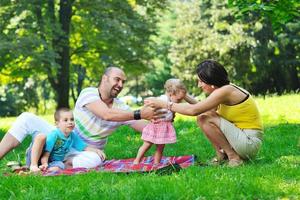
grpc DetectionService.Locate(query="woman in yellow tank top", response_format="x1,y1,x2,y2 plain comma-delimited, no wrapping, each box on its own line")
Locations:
146,60,263,167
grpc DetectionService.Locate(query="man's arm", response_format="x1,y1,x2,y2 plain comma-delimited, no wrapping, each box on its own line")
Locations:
85,100,154,121
130,120,148,132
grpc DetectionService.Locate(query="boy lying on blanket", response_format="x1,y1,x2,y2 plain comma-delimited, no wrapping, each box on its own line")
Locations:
27,108,106,172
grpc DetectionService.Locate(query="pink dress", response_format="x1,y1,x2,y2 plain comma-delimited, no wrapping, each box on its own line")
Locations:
141,95,176,144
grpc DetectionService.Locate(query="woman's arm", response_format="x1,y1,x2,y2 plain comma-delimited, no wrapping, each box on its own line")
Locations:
146,87,230,116
184,93,198,104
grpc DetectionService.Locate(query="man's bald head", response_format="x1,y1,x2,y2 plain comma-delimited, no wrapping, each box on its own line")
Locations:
99,65,126,98
104,66,125,77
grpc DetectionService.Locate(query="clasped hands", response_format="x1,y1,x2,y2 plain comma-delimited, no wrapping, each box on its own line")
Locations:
140,97,168,121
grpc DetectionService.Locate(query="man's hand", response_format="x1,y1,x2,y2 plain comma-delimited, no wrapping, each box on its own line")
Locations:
153,108,168,120
140,105,155,120
94,149,106,161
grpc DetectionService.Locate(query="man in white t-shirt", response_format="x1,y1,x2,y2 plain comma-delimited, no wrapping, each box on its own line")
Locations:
0,66,154,168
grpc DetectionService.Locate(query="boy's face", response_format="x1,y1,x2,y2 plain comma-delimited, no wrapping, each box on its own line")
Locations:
56,111,75,136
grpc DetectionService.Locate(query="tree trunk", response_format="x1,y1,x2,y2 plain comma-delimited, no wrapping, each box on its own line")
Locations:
56,0,72,108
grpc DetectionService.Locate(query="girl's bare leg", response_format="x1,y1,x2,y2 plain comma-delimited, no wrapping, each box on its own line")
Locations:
154,144,165,165
133,141,152,164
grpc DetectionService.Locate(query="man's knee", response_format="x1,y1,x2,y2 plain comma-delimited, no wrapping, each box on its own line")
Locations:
18,112,36,121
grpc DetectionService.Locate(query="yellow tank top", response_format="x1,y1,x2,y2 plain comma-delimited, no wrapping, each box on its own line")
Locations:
217,90,263,130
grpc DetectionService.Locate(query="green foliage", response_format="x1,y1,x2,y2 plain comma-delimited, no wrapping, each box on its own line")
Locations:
228,0,300,33
0,0,299,111
0,79,39,116
0,94,299,199
0,0,166,108
149,0,299,96
165,0,255,94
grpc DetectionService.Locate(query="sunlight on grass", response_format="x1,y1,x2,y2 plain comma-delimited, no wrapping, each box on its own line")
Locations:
256,94,300,125
276,155,300,169
0,94,299,199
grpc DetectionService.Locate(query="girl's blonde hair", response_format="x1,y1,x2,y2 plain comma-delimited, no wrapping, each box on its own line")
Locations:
164,78,187,95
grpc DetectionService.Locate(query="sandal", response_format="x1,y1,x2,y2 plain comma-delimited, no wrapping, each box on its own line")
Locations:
7,161,21,172
228,159,244,167
208,157,227,166
7,161,30,173
14,166,30,174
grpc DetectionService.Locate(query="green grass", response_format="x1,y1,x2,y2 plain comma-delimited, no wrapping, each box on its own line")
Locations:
0,94,299,199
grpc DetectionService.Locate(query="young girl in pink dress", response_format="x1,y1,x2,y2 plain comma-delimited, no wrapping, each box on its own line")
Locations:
134,79,193,165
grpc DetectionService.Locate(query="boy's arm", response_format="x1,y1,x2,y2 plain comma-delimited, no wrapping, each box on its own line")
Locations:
85,146,106,161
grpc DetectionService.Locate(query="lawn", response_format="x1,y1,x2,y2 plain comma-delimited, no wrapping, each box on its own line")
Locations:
0,94,299,199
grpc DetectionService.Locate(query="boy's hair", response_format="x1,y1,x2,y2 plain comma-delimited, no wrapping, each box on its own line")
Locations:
164,78,187,95
54,107,72,121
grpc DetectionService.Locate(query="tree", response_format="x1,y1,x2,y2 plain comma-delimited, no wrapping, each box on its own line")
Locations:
228,0,300,33
166,0,254,94
0,0,166,108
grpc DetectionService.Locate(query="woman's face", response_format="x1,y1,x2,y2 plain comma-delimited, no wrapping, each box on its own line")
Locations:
197,78,214,94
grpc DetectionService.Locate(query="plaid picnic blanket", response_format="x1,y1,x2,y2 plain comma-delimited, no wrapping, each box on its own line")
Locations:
43,155,195,176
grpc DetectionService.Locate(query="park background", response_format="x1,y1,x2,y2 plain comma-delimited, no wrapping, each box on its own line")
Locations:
0,0,299,114
0,0,299,199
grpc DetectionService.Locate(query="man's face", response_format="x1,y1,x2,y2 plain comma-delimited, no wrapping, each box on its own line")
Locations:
104,69,126,98
56,111,75,136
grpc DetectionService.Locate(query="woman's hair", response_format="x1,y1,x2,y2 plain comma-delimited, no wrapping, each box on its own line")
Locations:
196,60,230,87
164,78,187,95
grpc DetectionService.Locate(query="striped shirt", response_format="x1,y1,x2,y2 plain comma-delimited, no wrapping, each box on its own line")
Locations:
74,87,134,149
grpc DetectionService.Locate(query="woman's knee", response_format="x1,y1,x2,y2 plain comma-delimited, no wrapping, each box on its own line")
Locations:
197,112,213,125
198,111,219,123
